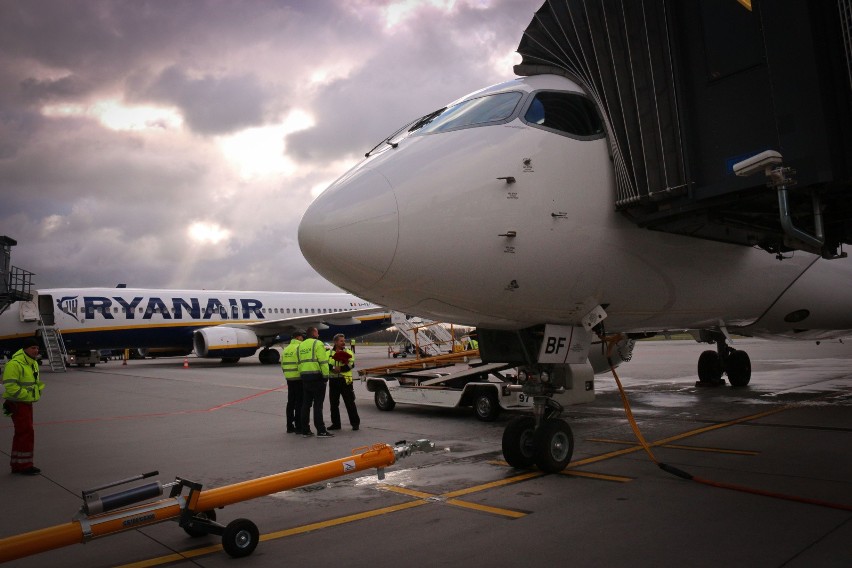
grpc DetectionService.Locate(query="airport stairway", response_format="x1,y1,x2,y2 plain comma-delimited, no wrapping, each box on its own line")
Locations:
39,326,67,372
390,312,454,357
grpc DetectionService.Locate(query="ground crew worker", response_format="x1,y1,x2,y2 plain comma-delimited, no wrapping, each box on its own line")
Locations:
467,335,479,350
297,327,332,438
281,330,305,433
328,333,360,431
3,337,45,475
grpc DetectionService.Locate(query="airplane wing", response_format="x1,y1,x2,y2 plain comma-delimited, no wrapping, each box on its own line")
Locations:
221,306,389,339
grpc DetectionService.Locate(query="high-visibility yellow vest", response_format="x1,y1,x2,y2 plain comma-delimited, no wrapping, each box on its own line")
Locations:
281,339,301,380
329,348,355,384
296,338,329,378
2,349,44,403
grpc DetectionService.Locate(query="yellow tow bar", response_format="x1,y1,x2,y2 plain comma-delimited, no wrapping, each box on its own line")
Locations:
0,440,435,563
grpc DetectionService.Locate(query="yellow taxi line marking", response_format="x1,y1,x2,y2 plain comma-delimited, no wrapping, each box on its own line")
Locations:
586,438,759,456
442,471,545,498
445,498,527,518
558,469,633,482
378,485,437,499
116,501,428,568
380,475,535,517
570,405,791,468
486,460,633,482
260,500,428,538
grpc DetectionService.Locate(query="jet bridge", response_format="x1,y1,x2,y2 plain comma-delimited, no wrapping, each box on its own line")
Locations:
0,236,34,316
515,0,852,258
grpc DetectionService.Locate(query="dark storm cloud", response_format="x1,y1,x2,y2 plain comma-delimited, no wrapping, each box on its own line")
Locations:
287,0,535,163
133,65,271,135
0,0,540,292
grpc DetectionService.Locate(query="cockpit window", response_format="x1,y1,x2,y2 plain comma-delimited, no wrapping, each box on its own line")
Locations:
416,91,523,135
365,91,524,156
523,92,604,138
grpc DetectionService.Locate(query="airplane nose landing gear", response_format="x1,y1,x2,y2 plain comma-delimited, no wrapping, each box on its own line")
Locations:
696,332,752,387
502,381,575,473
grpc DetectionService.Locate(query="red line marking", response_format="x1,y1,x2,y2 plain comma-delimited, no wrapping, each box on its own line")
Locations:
0,386,285,428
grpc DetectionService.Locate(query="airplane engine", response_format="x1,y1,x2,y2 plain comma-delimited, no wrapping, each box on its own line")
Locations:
193,327,259,359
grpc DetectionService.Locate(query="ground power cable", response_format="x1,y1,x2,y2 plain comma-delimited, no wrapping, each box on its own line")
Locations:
601,334,852,512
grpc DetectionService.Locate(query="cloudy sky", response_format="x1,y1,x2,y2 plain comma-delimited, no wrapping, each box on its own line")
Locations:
0,0,538,293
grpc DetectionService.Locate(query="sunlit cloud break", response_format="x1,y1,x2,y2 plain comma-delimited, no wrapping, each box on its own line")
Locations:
188,221,231,245
216,109,315,180
42,99,183,131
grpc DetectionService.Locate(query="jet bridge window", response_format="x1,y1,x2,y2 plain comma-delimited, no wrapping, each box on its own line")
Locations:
417,91,523,135
523,92,604,138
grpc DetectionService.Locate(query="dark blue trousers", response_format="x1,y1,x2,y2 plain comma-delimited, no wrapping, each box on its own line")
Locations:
300,377,328,434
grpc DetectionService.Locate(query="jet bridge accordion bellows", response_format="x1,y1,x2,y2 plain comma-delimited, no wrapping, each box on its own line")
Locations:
515,0,852,259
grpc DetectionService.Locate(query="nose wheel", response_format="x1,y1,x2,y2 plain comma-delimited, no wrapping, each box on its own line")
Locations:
533,419,574,473
502,415,574,473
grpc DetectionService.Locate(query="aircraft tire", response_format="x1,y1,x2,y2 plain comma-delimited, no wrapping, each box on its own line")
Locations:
533,419,574,473
222,518,259,558
374,388,396,411
502,416,536,468
697,350,723,383
258,349,279,365
473,390,500,421
726,349,751,387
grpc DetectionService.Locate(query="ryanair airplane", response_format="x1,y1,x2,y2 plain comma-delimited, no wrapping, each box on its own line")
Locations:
0,287,390,364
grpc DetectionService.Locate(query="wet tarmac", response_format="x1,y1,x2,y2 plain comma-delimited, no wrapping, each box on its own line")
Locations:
1,339,850,567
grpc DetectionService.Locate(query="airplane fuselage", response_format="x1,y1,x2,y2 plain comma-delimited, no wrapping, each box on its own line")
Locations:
0,288,386,356
299,75,852,338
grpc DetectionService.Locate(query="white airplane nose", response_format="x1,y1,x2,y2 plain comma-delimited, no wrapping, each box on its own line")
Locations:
298,168,398,294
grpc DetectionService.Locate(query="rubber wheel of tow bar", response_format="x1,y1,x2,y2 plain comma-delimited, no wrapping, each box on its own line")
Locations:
533,419,574,473
183,509,217,538
474,390,500,422
374,388,396,411
502,416,536,468
726,349,752,387
222,518,259,558
697,350,723,383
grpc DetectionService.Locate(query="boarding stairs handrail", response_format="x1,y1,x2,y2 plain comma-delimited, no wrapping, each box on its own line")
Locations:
39,324,67,372
390,312,453,357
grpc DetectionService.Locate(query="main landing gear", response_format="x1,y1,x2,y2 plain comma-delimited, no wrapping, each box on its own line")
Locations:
258,347,280,365
502,393,574,474
697,332,751,387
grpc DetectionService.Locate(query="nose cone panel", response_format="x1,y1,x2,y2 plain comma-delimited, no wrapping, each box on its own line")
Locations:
298,168,398,293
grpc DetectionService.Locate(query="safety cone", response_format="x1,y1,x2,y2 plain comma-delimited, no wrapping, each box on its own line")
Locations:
183,358,189,368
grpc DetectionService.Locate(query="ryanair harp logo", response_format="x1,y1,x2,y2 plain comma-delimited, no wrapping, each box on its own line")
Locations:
57,296,82,323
